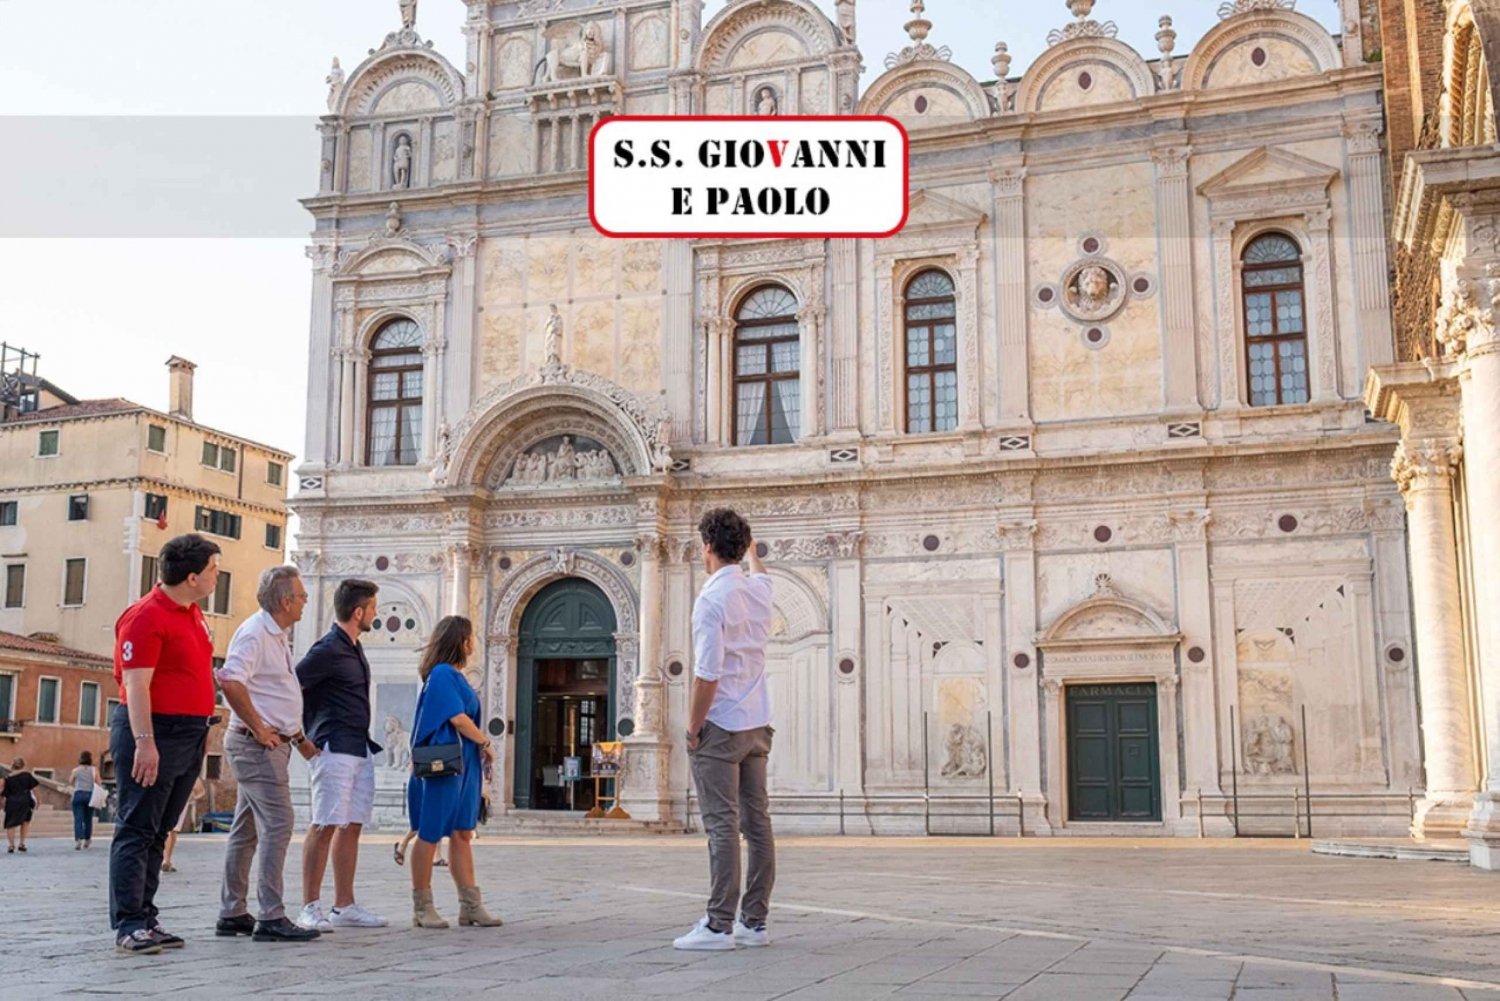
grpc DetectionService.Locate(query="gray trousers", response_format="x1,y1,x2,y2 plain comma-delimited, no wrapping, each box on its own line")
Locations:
220,731,294,921
690,721,775,930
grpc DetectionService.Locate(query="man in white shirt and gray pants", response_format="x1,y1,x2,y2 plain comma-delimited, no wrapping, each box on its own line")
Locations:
214,566,321,943
674,508,776,951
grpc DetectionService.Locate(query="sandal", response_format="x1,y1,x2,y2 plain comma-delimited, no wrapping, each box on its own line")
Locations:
434,858,447,867
393,843,405,866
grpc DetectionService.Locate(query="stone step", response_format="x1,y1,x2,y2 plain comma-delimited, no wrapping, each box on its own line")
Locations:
484,810,685,836
1310,837,1469,863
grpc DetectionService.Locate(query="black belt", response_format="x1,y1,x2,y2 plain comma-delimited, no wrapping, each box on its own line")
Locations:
229,724,301,744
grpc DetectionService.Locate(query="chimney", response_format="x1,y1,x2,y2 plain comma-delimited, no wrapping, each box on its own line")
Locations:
166,355,196,421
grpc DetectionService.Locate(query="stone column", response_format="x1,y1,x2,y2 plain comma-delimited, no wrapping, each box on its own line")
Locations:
338,347,357,466
1151,145,1200,411
1456,268,1500,866
1393,440,1478,836
304,245,336,466
448,541,473,617
999,518,1049,833
621,531,671,821
827,530,864,796
445,235,479,425
1170,507,1231,834
956,247,982,431
352,349,371,466
663,241,694,445
1343,119,1393,371
797,305,825,438
991,166,1030,422
829,240,860,434
1305,208,1341,402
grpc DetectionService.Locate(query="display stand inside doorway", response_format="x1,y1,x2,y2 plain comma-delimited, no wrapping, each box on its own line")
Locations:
585,741,630,819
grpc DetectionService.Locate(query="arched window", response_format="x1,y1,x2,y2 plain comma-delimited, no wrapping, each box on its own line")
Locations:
733,286,800,446
366,318,424,466
1241,233,1309,407
903,269,957,433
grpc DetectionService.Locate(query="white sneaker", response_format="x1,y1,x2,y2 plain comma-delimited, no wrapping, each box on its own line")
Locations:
329,902,388,928
673,915,735,951
734,919,769,947
296,902,333,933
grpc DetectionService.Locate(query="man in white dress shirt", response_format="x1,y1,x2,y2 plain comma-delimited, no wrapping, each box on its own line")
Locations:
214,566,321,943
674,508,777,951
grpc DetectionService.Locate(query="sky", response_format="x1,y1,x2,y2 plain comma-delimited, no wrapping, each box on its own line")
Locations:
0,0,1344,501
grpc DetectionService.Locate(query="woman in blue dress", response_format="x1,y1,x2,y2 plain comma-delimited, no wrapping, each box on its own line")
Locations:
407,615,503,929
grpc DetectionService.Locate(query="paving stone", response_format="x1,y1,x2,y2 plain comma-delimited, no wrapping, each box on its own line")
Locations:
3,833,1499,999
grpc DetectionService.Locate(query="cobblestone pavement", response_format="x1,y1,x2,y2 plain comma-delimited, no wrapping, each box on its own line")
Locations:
4,834,1497,1000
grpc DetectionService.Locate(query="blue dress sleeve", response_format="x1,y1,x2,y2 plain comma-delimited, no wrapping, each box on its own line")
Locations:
422,665,467,732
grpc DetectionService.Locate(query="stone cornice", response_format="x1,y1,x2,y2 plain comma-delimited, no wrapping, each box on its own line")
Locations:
1394,146,1500,253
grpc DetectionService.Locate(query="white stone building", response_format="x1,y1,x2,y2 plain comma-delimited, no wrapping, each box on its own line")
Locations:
1366,0,1500,866
292,0,1420,836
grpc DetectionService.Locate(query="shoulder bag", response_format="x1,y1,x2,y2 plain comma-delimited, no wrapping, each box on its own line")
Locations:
411,673,464,780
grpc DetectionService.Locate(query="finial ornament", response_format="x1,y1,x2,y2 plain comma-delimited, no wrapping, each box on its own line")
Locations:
325,58,345,112
1155,16,1178,90
399,0,417,30
884,0,952,68
1048,0,1118,45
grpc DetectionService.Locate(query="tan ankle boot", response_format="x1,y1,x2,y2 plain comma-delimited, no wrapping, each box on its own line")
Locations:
457,886,503,927
412,887,449,929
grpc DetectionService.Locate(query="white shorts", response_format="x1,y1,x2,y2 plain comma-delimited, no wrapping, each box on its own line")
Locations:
309,750,375,827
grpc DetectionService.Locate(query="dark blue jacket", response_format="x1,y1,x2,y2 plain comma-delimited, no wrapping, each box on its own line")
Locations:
296,625,382,757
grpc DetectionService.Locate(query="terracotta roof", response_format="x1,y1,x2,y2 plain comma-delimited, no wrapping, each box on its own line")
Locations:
0,631,111,664
3,398,140,424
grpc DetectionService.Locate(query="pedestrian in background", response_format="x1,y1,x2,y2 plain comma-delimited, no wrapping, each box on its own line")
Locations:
3,757,38,853
407,615,502,930
71,751,101,849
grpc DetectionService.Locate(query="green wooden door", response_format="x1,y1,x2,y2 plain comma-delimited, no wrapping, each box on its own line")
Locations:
1066,683,1161,822
514,578,617,809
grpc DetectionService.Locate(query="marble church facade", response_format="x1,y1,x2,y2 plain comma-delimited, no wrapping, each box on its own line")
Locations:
292,0,1421,836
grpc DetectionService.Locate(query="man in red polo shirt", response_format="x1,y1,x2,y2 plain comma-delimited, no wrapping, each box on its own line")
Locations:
109,533,221,956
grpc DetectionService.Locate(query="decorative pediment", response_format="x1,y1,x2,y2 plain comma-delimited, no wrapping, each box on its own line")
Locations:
337,48,464,118
332,236,452,278
1182,7,1340,92
900,188,988,238
1196,147,1336,219
1014,37,1155,114
1038,575,1179,649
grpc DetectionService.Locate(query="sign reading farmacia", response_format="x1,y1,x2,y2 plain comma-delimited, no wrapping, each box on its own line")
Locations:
589,116,908,238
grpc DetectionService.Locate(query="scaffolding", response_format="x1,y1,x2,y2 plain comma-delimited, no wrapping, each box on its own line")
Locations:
0,341,41,418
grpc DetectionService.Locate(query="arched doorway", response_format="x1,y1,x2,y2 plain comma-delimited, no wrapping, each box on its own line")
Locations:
514,578,617,810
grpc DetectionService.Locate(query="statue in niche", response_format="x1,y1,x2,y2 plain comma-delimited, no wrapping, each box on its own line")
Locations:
1062,262,1124,321
392,135,413,190
543,304,563,365
1244,713,1297,775
939,723,987,778
541,21,612,83
755,86,779,116
383,715,412,770
429,418,450,484
550,436,577,482
399,0,417,30
836,0,856,44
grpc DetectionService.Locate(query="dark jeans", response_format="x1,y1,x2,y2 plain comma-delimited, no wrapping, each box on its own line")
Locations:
108,706,208,934
71,790,94,842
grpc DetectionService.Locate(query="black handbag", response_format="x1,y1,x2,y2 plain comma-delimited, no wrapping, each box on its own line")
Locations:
412,741,464,779
411,678,464,780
